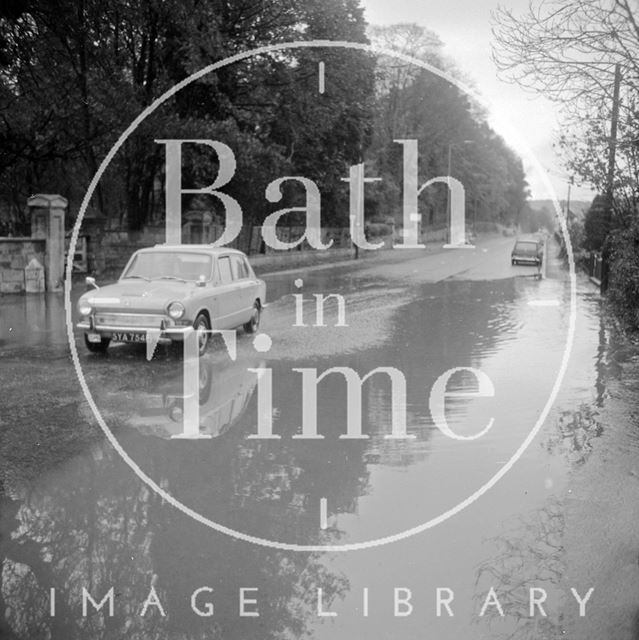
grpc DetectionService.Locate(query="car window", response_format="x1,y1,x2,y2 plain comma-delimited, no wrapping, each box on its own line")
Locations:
177,255,212,281
242,256,253,278
515,242,537,251
230,255,249,280
123,251,212,281
218,256,233,285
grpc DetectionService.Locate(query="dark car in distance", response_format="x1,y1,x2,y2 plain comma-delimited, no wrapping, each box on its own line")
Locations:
511,238,543,266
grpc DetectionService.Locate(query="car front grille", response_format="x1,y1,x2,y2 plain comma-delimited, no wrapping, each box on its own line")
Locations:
95,313,166,328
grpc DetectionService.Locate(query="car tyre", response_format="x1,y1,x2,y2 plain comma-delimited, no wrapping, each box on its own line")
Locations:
193,313,211,356
84,334,110,354
244,302,261,334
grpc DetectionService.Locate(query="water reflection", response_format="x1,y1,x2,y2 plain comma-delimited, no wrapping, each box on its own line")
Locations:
543,404,603,466
128,359,263,439
1,265,621,640
72,276,569,547
81,278,527,545
0,293,69,358
307,274,611,640
0,445,348,640
474,498,565,639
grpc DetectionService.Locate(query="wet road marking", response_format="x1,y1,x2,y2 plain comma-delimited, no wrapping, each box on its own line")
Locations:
318,61,325,93
320,498,328,529
528,299,560,307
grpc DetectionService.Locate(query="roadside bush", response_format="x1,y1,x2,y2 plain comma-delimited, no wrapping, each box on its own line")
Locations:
607,218,639,330
583,195,609,251
365,221,394,238
475,220,500,234
558,218,584,259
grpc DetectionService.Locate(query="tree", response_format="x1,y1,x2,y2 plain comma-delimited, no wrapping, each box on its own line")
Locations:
493,0,639,209
0,0,376,230
557,116,639,219
493,0,639,302
365,23,529,229
520,202,555,234
492,0,639,118
583,194,611,250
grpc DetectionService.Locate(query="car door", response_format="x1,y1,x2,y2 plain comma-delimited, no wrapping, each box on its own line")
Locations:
211,254,243,329
229,254,255,323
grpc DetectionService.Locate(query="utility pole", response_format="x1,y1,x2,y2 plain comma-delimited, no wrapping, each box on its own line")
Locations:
601,62,622,294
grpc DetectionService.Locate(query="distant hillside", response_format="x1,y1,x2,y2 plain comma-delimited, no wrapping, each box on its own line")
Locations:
529,199,592,219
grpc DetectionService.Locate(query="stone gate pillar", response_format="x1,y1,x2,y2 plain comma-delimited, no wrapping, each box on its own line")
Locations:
183,210,213,244
28,194,67,292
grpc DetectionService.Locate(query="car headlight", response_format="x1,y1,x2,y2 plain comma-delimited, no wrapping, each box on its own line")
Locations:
79,301,92,316
167,301,185,319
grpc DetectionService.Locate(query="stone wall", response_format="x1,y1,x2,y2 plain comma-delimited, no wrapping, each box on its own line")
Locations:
99,226,165,272
0,239,46,293
84,220,494,277
94,225,382,277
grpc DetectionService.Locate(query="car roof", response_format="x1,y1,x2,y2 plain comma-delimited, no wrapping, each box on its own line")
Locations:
144,245,246,256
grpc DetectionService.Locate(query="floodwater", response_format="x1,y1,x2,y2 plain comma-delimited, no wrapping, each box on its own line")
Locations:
0,237,637,639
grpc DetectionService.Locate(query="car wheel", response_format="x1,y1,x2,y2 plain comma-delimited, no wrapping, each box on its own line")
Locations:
84,334,110,354
193,313,211,356
244,302,261,334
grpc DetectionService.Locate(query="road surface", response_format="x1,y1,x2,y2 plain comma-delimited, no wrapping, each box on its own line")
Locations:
1,234,638,640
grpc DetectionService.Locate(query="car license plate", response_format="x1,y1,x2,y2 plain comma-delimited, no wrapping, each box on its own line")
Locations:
87,333,102,343
112,332,146,343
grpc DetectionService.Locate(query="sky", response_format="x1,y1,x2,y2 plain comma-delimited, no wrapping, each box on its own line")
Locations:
359,0,595,204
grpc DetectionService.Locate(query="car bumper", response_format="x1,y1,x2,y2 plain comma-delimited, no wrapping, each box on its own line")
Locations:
512,256,541,264
77,319,191,343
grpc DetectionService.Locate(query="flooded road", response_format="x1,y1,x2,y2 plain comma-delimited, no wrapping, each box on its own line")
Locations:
1,236,637,639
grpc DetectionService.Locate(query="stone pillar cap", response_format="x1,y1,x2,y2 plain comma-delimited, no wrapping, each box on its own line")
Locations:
26,257,44,269
27,194,68,208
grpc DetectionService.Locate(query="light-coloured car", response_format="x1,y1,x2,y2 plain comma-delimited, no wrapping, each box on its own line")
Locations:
77,246,266,355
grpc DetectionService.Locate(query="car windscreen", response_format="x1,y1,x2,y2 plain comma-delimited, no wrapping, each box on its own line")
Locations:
514,242,538,253
122,252,212,281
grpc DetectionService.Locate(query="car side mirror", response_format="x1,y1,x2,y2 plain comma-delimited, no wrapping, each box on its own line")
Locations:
85,276,99,290
196,275,207,287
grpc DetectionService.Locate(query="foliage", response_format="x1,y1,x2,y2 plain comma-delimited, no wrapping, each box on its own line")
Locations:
492,0,639,119
493,0,639,325
0,0,375,230
0,6,529,234
567,218,585,259
582,194,610,251
557,116,639,220
367,24,529,229
520,202,555,234
607,213,639,329
493,0,639,211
